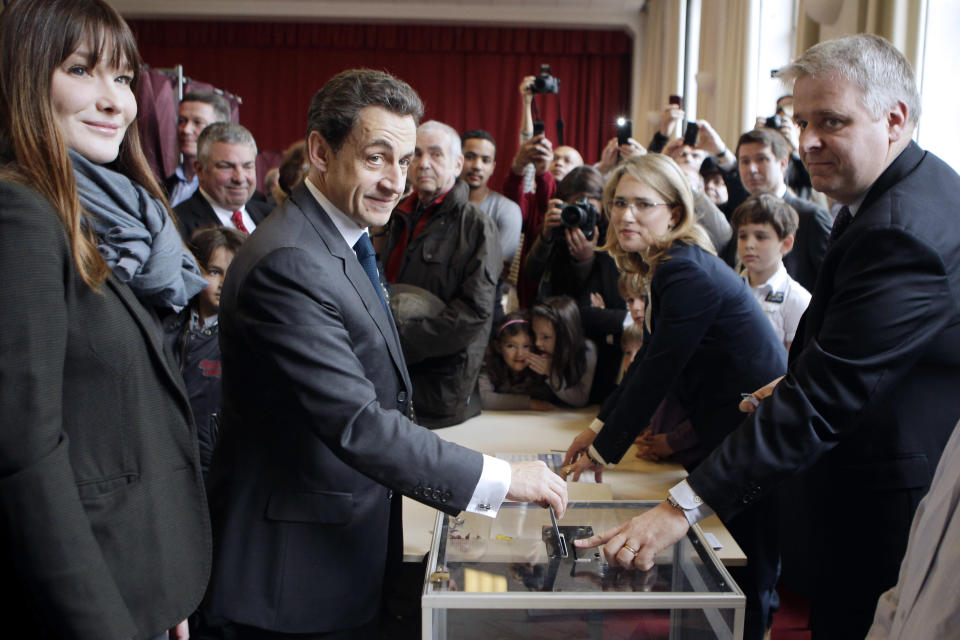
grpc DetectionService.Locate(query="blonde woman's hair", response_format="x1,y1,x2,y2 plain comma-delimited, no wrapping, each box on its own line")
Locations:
599,153,713,290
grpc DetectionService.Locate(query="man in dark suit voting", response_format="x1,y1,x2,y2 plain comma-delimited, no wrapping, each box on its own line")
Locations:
200,69,567,638
573,34,960,640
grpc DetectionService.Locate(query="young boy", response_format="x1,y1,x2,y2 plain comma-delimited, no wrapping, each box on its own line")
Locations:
617,272,647,328
733,193,811,351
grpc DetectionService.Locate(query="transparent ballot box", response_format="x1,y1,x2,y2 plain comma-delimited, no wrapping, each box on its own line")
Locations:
422,501,744,640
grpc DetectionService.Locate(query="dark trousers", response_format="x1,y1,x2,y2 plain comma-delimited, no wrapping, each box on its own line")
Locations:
723,494,781,640
194,618,379,640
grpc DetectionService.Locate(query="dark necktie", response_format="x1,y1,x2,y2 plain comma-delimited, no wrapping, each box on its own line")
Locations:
353,233,390,317
231,210,250,234
828,206,853,247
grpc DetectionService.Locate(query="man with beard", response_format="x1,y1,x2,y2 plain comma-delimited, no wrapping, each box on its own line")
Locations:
461,129,522,271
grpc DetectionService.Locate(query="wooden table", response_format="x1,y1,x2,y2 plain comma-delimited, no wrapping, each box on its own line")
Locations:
403,406,745,565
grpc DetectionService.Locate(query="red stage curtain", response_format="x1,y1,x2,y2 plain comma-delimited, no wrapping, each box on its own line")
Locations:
129,20,632,191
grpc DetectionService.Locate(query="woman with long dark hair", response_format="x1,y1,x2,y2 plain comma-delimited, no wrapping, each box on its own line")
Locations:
0,1,210,637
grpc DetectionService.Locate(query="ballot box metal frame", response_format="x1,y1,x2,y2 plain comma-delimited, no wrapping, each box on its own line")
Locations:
421,500,745,640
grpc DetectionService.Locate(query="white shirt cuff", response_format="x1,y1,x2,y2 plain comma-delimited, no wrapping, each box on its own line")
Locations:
465,454,511,518
669,480,715,526
587,418,604,434
587,444,617,468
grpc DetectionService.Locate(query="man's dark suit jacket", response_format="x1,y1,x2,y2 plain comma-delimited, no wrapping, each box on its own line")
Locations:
203,182,485,634
782,191,832,291
687,142,960,638
173,189,272,244
0,181,211,639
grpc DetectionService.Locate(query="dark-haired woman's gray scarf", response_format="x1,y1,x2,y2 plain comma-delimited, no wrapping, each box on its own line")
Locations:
69,150,207,311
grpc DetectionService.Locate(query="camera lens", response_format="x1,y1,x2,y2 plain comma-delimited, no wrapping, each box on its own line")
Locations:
561,203,586,228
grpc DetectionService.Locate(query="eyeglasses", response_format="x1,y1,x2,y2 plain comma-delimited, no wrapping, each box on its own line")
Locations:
610,198,673,213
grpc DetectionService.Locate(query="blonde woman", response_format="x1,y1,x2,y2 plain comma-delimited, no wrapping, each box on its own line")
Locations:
563,153,786,640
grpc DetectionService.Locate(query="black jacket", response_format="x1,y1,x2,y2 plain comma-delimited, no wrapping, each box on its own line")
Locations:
164,310,223,478
0,180,211,639
173,189,272,244
688,142,960,636
383,180,501,427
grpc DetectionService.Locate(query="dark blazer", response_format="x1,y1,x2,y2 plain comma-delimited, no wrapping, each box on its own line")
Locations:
0,181,211,639
782,191,832,291
594,242,787,460
173,189,272,244
687,142,960,638
203,182,485,634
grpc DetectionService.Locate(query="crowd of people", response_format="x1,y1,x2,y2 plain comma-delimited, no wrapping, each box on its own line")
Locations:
2,0,958,639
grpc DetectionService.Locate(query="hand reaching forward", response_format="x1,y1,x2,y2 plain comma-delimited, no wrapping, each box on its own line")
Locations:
573,501,690,569
561,428,603,482
507,460,568,518
739,375,784,413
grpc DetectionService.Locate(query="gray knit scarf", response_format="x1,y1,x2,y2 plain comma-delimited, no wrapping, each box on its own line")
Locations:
70,150,207,311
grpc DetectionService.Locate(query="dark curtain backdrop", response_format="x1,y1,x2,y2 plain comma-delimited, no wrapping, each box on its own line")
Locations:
129,20,632,190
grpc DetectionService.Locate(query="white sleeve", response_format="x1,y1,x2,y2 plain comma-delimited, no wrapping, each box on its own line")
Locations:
668,480,716,526
465,454,512,518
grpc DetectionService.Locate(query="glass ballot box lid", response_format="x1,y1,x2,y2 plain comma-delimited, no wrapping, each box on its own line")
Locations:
422,501,745,640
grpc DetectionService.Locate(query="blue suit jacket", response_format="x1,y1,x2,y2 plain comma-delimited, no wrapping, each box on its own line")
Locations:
203,183,484,634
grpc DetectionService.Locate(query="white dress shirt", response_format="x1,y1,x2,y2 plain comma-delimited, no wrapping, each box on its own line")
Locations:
199,188,258,234
744,262,811,349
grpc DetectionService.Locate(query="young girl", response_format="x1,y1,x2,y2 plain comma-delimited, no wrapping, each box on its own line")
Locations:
530,296,597,407
164,226,246,477
478,312,554,410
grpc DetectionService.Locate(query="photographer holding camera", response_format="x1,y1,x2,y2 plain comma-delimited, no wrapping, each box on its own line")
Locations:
506,69,584,308
523,166,627,401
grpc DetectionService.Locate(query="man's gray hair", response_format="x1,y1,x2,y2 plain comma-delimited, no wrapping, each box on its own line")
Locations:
181,91,232,124
775,34,920,125
197,122,257,167
418,120,462,162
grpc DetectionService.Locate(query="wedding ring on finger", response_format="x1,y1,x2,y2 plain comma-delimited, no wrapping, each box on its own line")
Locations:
621,543,638,556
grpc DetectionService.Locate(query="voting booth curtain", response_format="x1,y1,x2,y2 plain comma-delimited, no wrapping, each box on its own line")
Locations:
129,20,632,190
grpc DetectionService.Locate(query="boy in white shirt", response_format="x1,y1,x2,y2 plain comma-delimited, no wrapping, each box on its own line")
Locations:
733,193,811,351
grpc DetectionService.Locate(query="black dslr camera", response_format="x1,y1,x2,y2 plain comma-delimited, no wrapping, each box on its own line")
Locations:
561,199,599,240
765,114,784,130
531,64,559,94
